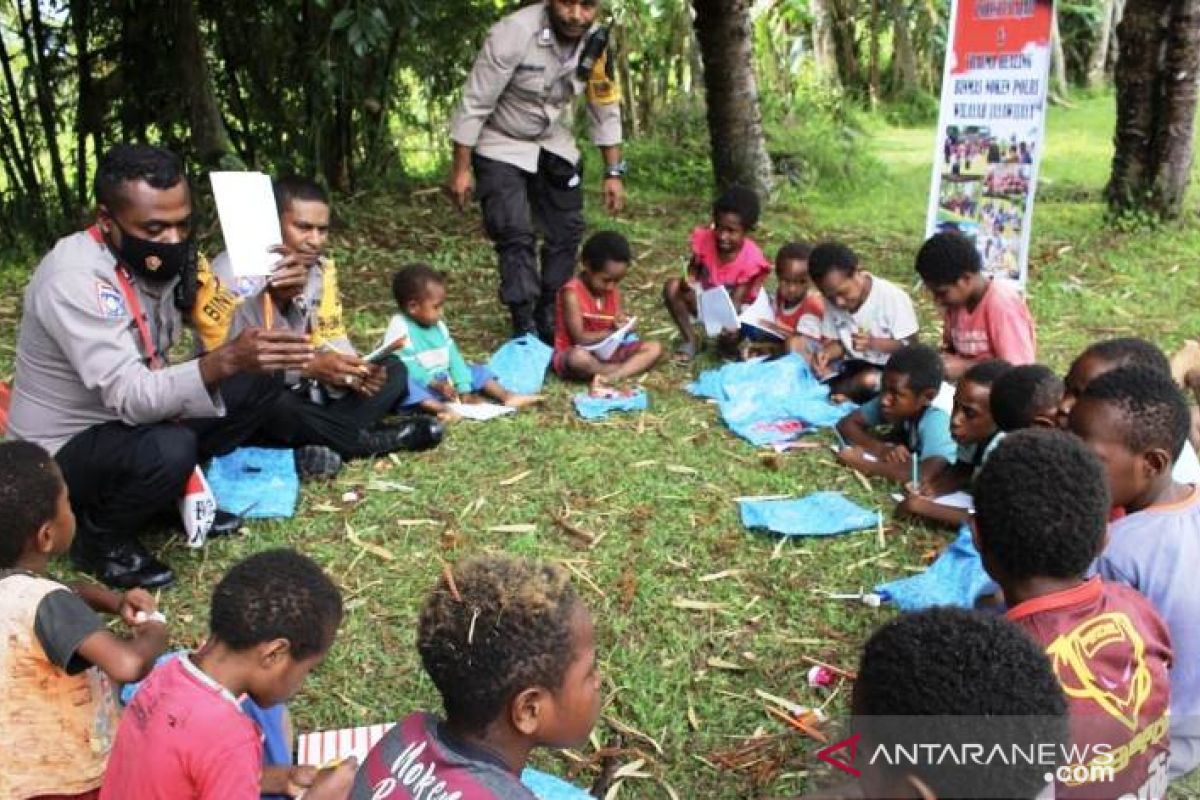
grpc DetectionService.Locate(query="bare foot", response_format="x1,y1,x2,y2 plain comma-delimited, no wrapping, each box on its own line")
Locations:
1171,340,1200,387
504,393,543,409
436,410,462,424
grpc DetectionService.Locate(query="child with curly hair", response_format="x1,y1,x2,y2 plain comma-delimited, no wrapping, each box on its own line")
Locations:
351,554,600,799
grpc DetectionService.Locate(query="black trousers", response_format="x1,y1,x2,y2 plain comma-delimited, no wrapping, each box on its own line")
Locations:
473,151,585,311
256,359,409,458
55,372,282,544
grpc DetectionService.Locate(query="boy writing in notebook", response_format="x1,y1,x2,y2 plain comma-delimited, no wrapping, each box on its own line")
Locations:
835,344,957,485
809,242,919,402
101,549,354,799
897,358,1010,528
1069,365,1200,781
974,429,1171,799
0,441,167,800
553,231,663,388
914,231,1036,380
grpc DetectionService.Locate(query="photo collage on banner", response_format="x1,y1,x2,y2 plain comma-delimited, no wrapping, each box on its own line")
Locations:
925,0,1054,288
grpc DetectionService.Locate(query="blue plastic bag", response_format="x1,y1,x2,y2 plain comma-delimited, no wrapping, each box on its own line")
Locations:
688,355,855,445
875,525,999,611
740,492,880,537
521,768,592,800
205,447,300,519
488,334,552,395
573,388,649,420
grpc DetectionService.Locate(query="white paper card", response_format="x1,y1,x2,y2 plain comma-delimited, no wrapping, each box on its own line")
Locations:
890,490,974,510
447,402,516,422
210,171,282,277
584,317,637,360
738,291,778,330
699,286,740,337
297,722,396,767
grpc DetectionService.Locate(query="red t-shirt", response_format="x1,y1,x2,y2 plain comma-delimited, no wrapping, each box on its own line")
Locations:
553,276,621,353
690,227,770,301
1006,577,1172,800
942,279,1036,364
100,656,261,800
775,292,824,337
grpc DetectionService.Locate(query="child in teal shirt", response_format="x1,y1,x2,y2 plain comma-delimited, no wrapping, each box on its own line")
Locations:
385,264,540,420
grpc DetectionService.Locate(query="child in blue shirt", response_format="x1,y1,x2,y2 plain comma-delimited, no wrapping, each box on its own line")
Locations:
385,264,541,421
1069,365,1200,782
835,344,956,485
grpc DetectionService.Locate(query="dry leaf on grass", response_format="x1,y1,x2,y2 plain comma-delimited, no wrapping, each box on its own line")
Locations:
671,598,728,612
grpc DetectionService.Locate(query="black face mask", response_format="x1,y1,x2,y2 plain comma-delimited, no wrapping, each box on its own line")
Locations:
107,220,193,285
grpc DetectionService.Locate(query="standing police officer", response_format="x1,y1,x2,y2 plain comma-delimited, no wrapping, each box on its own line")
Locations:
447,0,625,342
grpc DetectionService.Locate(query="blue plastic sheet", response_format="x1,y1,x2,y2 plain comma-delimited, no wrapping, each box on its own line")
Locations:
740,492,881,537
573,388,649,420
521,768,593,800
487,334,552,395
205,447,299,519
875,525,998,611
687,354,855,445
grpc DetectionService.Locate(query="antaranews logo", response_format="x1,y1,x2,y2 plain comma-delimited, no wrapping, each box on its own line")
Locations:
817,733,862,777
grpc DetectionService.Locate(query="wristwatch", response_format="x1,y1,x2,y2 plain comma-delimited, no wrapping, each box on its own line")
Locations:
604,161,627,179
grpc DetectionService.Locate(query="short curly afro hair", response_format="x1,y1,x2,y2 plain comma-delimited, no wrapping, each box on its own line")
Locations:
418,554,583,732
885,343,944,396
1080,365,1190,460
210,549,343,659
962,358,1011,388
1077,337,1171,377
807,242,860,283
914,231,982,287
581,230,632,272
990,364,1064,432
0,441,63,569
712,185,760,229
775,241,813,267
974,429,1109,579
855,608,1067,800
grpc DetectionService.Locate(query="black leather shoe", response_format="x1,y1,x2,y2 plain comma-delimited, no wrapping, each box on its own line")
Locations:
208,509,244,538
358,417,445,454
509,302,537,339
71,537,175,590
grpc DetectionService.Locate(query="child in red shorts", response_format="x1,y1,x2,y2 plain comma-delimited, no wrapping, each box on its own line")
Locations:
553,231,662,390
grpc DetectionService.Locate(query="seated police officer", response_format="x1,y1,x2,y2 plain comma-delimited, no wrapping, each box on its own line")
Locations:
7,145,314,589
197,176,441,478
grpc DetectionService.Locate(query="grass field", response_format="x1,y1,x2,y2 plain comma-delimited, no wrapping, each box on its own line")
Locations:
3,92,1200,798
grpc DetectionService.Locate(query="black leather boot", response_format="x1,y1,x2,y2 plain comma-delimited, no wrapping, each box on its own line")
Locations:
70,531,175,590
509,302,537,339
357,417,445,454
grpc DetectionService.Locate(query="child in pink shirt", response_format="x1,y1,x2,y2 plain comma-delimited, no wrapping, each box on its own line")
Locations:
663,186,770,361
100,550,354,800
915,231,1036,380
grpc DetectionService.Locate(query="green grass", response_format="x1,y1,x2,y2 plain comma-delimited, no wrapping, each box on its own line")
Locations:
5,91,1200,798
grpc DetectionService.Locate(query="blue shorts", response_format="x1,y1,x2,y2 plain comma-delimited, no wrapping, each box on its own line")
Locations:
401,364,496,407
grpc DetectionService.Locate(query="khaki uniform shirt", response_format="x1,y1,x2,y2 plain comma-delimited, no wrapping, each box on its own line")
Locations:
7,229,222,454
450,2,622,173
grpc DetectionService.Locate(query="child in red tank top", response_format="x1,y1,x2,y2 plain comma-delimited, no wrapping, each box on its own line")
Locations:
553,232,662,390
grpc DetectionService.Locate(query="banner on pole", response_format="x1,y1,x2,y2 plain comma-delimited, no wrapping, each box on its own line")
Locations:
925,0,1055,288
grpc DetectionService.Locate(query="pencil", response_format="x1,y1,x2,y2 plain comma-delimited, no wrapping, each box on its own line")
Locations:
582,312,616,321
911,455,919,489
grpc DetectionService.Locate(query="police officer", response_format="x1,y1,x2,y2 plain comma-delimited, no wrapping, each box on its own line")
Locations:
448,0,625,342
6,144,312,589
201,176,443,478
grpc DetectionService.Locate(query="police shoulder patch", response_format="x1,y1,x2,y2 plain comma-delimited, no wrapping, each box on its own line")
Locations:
96,281,128,319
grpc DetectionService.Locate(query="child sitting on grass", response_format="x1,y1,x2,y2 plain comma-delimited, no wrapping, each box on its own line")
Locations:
0,441,167,800
835,344,957,485
845,608,1066,800
809,242,919,402
914,231,1036,380
1058,337,1200,483
553,231,663,389
351,554,600,799
989,363,1063,433
1069,365,1200,781
897,358,1010,528
101,549,354,800
761,241,824,357
386,264,541,421
973,429,1171,799
662,186,771,362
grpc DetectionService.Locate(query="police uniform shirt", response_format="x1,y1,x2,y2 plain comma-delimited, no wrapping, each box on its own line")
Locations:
450,1,622,173
7,230,222,454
